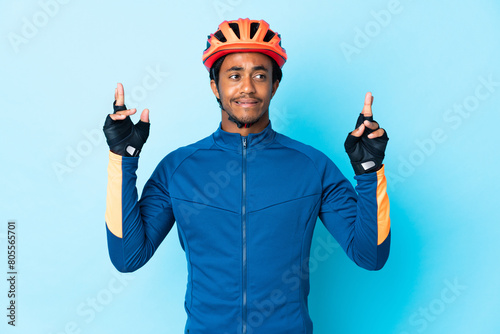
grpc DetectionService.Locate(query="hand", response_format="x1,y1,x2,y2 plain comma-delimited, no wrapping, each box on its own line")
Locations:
344,92,389,175
103,83,151,157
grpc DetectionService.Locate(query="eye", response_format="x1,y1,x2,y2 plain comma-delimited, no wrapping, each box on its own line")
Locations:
255,74,266,79
229,74,240,80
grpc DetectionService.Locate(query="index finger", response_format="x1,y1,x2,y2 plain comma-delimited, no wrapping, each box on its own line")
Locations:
115,83,125,106
362,92,373,117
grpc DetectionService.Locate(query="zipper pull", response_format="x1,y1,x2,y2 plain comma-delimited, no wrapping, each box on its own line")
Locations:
243,137,247,148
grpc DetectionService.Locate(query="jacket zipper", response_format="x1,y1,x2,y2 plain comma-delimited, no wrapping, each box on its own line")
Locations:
241,136,247,334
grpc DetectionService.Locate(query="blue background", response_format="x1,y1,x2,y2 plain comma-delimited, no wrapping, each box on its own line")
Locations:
1,0,499,333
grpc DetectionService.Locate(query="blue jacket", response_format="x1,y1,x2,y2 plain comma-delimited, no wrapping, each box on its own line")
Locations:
104,120,391,334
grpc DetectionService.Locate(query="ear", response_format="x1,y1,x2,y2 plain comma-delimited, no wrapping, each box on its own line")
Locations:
270,80,280,99
210,79,220,99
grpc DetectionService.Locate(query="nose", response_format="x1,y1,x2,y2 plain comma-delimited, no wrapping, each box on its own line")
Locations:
240,75,256,94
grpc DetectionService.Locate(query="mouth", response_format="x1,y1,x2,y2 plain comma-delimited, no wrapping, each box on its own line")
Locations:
234,99,260,108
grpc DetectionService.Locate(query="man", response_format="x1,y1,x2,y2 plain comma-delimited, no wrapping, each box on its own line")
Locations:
103,18,390,334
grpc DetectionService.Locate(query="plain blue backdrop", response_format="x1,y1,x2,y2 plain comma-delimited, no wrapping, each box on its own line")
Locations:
1,0,499,333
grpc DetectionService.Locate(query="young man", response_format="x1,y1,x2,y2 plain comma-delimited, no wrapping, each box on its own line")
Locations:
103,18,390,334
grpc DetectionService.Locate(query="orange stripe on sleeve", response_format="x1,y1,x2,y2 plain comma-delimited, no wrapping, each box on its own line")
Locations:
376,165,390,245
105,151,123,238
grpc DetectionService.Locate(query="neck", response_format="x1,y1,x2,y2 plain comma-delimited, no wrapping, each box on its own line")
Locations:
220,110,270,136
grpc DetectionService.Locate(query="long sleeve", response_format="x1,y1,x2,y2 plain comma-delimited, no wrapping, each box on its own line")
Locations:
318,161,390,271
105,151,175,272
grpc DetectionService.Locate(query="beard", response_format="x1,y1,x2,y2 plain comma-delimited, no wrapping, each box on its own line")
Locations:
224,106,265,124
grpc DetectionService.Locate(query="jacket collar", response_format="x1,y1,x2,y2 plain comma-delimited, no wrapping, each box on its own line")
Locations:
212,119,276,152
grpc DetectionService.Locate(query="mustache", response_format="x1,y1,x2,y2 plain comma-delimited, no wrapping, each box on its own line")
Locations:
231,96,262,102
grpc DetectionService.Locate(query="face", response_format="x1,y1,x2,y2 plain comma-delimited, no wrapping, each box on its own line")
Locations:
211,52,279,127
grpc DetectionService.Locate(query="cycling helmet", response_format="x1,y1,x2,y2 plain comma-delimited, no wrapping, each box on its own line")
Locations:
202,18,287,71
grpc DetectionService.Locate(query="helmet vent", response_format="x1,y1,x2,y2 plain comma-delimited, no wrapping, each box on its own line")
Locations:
250,23,260,39
228,23,240,38
214,30,227,42
263,30,276,42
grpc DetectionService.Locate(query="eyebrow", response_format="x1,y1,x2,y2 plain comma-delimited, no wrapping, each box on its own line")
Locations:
226,65,269,72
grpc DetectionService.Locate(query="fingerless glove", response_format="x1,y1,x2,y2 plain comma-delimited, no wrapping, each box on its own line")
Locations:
103,100,150,157
344,113,388,175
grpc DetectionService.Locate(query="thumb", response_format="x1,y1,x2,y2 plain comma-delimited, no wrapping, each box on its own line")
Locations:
350,123,365,137
140,108,150,123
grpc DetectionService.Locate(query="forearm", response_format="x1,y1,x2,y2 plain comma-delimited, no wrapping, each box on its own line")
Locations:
105,151,157,272
320,163,391,271
348,165,391,270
